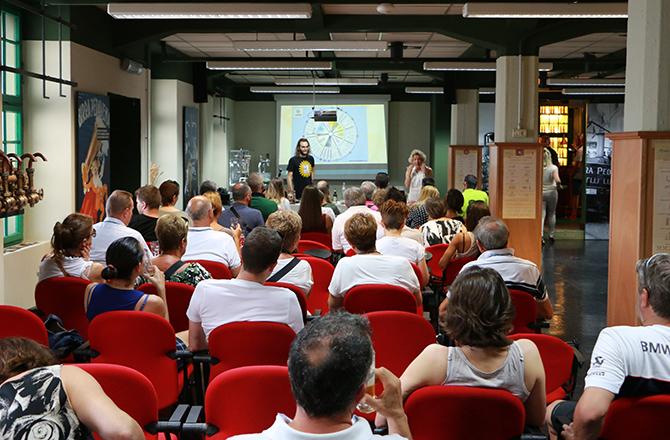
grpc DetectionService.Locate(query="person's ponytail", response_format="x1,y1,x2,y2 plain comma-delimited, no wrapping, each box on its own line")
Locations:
101,265,118,280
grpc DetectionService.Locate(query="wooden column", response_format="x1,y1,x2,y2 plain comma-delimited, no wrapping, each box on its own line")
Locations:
606,131,670,326
488,142,543,266
448,145,482,189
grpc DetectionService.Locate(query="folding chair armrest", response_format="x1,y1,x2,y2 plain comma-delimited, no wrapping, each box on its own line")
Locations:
180,406,214,435
167,350,193,361
145,404,189,434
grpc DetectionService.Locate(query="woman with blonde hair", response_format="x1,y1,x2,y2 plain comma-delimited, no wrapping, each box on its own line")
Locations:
203,191,226,232
266,178,291,211
404,149,433,204
407,185,439,229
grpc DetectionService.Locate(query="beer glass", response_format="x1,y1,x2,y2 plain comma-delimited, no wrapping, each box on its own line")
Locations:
356,352,376,414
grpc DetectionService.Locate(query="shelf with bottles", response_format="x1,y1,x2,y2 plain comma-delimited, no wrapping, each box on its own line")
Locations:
539,105,569,135
545,136,569,167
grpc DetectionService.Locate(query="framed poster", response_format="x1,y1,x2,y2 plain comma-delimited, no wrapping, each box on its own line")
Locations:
183,106,200,203
652,139,670,253
502,148,537,219
76,92,110,222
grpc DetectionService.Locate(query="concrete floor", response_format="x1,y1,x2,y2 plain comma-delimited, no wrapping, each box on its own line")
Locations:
542,239,609,396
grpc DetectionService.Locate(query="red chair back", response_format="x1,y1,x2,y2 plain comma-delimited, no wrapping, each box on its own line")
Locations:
425,244,449,280
0,305,49,346
35,276,90,338
264,281,308,322
186,260,232,279
509,333,575,402
404,386,525,440
207,321,296,381
297,239,331,254
443,256,477,286
345,248,356,257
88,311,179,410
76,363,159,439
298,256,334,315
138,282,195,333
300,232,332,249
206,366,295,439
344,284,417,315
509,290,538,334
410,262,427,289
600,394,670,440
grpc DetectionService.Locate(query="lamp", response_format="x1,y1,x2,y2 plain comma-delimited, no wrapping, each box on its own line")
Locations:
405,87,444,94
107,3,312,19
274,78,378,86
250,86,340,94
207,61,332,71
424,61,553,71
233,41,387,52
547,78,625,87
462,2,627,19
561,87,625,95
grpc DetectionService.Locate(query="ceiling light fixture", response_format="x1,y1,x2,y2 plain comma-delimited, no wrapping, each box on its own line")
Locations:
405,87,444,94
234,41,387,52
275,78,378,86
547,78,625,87
207,61,332,71
479,88,496,95
462,2,627,19
561,87,625,95
423,61,553,72
250,86,340,94
107,3,312,19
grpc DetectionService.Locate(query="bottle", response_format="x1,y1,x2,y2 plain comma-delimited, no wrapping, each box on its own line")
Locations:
333,190,338,202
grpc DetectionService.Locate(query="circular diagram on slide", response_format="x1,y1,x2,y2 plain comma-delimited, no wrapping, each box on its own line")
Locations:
304,109,358,162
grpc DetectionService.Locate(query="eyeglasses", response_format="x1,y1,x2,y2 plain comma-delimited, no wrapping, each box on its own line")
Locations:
639,253,670,293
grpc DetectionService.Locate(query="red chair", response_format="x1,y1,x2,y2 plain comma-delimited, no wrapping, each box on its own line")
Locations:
265,281,308,321
509,333,578,403
344,284,418,315
75,363,172,439
425,244,449,282
35,276,90,338
207,321,296,381
599,394,670,440
0,305,49,345
510,290,539,334
185,260,232,279
88,311,185,410
345,248,356,257
297,256,334,315
205,366,295,439
443,256,477,287
297,239,332,257
300,232,332,249
404,386,525,440
410,262,427,289
138,282,195,333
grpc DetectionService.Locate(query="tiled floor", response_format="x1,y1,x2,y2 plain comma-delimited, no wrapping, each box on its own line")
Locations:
542,239,609,396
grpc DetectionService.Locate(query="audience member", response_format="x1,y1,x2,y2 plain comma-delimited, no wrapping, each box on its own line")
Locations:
158,179,187,218
316,180,340,216
218,183,264,236
542,148,561,244
299,186,333,234
458,217,553,319
0,337,144,440
375,171,390,190
287,138,314,200
266,178,291,211
361,181,378,211
183,196,242,276
328,213,420,310
372,187,388,210
438,201,491,269
547,253,670,440
152,215,211,287
202,191,227,232
332,187,384,253
391,267,546,429
377,200,429,284
90,190,152,263
406,185,439,229
187,227,304,351
85,237,168,322
384,187,423,245
248,172,278,221
199,179,218,195
230,313,411,440
445,188,465,223
420,198,464,247
265,210,314,295
128,185,160,250
461,175,489,217
404,149,433,204
319,189,337,223
38,213,104,283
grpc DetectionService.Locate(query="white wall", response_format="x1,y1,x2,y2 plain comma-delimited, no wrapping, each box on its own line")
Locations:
233,101,277,177
388,102,431,187
201,96,234,187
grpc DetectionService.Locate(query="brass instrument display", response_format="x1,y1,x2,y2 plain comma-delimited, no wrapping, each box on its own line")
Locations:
0,151,47,218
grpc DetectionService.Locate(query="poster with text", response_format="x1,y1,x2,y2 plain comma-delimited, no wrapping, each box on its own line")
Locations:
76,92,110,222
183,106,200,204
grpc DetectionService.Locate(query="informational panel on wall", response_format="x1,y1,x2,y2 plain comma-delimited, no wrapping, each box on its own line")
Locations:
276,95,389,180
652,140,670,253
453,147,479,188
502,148,537,219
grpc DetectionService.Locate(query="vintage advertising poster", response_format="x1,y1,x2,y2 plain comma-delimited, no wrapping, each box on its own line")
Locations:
652,140,670,253
183,106,200,203
502,148,537,219
76,92,110,222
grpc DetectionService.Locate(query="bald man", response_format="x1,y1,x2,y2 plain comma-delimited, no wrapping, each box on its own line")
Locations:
182,195,242,276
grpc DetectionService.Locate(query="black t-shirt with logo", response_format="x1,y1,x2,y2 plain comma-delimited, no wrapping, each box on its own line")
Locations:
287,154,315,199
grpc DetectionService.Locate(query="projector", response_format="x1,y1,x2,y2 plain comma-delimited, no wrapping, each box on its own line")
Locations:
313,110,338,122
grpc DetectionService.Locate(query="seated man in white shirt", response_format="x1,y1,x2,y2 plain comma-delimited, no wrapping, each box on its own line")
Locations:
547,253,670,440
187,227,304,351
265,210,314,295
230,313,411,440
182,195,242,276
90,190,153,263
328,213,421,311
332,187,384,253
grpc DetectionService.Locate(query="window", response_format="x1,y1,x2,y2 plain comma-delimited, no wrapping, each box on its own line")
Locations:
1,10,23,246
